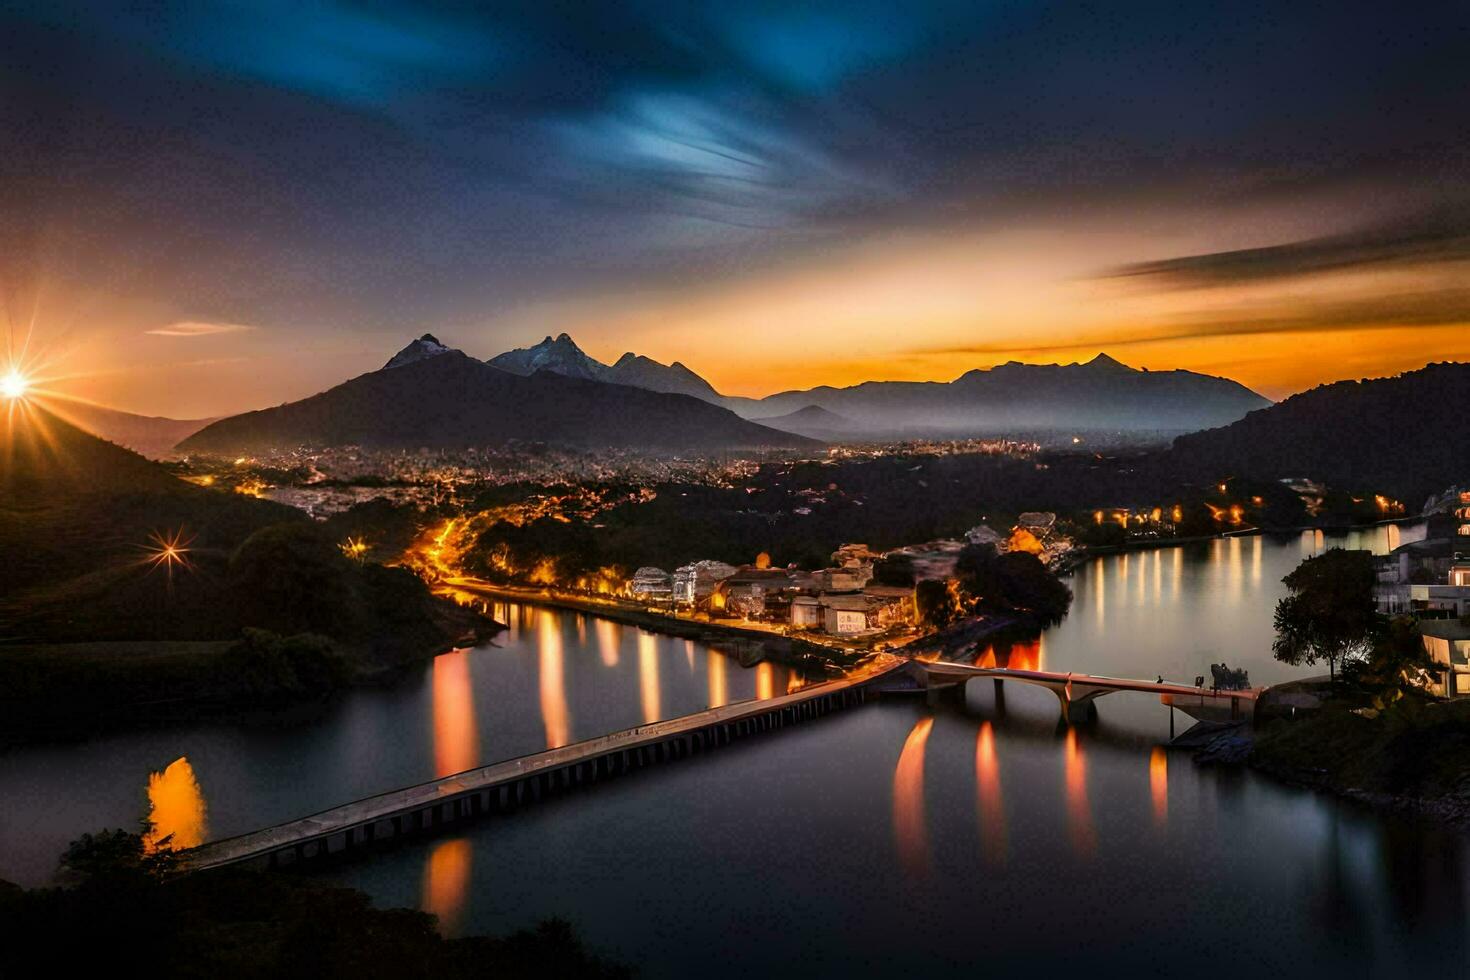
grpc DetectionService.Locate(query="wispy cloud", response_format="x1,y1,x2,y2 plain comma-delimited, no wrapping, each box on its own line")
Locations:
145,321,257,337
1103,209,1470,288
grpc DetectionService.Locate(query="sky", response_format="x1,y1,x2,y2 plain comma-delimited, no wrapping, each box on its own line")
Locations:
4,1,1470,417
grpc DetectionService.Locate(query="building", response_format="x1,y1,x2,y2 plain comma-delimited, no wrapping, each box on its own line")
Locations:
790,595,823,629
1420,620,1470,697
965,525,1003,548
885,539,966,581
710,568,797,619
820,594,871,634
1016,511,1057,532
672,560,738,605
1457,490,1470,559
627,567,673,603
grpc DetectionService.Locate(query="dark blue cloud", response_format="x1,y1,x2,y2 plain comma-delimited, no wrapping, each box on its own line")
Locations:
3,0,1469,336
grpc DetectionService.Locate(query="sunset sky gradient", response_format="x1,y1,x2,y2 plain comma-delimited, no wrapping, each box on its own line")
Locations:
4,1,1470,416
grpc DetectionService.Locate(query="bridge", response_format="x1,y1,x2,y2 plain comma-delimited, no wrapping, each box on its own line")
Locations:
888,660,1260,724
184,658,899,873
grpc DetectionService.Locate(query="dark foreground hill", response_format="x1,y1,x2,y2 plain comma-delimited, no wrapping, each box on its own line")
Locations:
1165,361,1470,505
0,407,489,733
179,349,813,454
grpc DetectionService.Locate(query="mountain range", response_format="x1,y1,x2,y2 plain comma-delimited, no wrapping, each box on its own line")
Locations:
483,334,1270,436
179,341,813,454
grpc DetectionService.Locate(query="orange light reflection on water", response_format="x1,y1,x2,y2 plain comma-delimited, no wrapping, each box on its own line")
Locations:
975,722,1006,867
708,652,727,708
756,661,775,701
1150,746,1168,826
596,619,621,667
638,631,661,724
893,716,933,877
432,649,479,777
539,614,571,748
1064,728,1096,858
422,837,472,936
143,756,208,851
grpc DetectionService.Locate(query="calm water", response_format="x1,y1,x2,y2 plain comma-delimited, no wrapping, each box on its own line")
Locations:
0,602,811,887
5,524,1466,975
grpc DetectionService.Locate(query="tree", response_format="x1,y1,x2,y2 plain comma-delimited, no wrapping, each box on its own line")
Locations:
1272,548,1379,680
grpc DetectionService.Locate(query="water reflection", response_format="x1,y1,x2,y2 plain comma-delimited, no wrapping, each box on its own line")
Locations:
708,651,728,708
1063,728,1095,858
422,837,472,936
756,662,775,701
1149,747,1168,827
432,649,479,777
639,631,661,724
893,717,933,877
596,620,620,667
143,756,208,850
975,722,1006,867
539,613,571,748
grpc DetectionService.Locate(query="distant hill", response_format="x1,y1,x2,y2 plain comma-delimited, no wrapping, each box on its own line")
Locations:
1165,361,1470,506
746,354,1270,435
753,405,857,440
41,401,215,459
484,336,1268,436
179,345,814,454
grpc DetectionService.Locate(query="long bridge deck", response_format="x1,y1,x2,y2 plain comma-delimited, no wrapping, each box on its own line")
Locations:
914,662,1260,722
185,659,899,873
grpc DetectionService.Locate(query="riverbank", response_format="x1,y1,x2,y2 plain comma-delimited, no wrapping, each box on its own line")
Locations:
0,603,499,745
445,578,865,675
1245,694,1470,827
1180,681,1470,827
1061,514,1427,577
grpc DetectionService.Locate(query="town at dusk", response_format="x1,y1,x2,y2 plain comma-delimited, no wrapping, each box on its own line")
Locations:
4,3,1470,977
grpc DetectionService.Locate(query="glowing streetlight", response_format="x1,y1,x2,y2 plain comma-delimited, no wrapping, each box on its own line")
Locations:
144,528,195,578
1,369,29,400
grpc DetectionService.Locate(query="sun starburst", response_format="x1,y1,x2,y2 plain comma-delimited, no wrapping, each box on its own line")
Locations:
1,369,28,400
143,528,196,578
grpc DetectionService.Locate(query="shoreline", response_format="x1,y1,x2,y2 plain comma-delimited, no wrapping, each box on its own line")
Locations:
445,579,869,675
0,617,502,747
1059,514,1427,575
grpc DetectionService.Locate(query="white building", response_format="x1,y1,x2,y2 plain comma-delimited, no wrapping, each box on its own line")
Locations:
672,560,738,605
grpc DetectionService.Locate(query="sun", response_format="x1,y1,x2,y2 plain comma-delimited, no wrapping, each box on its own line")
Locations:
1,369,28,400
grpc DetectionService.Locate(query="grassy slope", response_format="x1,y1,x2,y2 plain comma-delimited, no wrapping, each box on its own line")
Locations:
0,408,493,735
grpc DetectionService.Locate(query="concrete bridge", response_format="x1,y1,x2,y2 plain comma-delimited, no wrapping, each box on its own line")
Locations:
184,661,898,873
886,660,1260,724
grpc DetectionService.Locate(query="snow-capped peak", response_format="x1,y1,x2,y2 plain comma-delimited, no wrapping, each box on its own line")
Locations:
383,333,452,370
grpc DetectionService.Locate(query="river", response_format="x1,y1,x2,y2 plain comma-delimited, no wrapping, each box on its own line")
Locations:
3,524,1467,975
